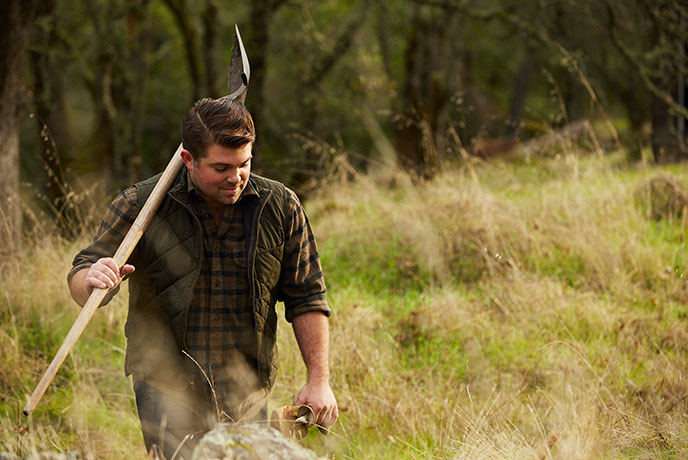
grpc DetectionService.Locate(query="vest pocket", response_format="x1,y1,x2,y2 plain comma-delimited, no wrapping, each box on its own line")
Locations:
254,244,283,288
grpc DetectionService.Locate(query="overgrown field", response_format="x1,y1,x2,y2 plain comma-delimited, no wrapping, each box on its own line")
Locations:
3,150,688,459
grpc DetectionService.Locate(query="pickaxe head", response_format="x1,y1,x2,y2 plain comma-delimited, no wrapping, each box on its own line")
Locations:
226,24,250,104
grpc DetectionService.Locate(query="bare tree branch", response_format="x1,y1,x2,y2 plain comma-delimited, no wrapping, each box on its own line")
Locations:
410,0,623,148
605,1,688,119
304,0,375,88
162,0,202,102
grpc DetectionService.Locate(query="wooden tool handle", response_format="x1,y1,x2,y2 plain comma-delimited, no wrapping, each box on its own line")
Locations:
23,144,185,416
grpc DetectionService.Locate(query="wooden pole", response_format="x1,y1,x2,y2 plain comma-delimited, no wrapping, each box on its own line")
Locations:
22,144,185,416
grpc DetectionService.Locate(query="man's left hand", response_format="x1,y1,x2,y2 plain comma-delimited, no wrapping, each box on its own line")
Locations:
294,379,338,432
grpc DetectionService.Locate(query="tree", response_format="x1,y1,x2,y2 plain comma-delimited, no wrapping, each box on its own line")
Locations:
0,0,43,255
603,0,687,161
247,0,289,160
394,3,456,179
29,0,80,237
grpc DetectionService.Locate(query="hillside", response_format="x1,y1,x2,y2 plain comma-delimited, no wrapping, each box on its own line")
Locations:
2,151,688,459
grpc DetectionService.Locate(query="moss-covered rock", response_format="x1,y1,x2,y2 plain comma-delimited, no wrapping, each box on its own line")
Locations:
191,423,325,460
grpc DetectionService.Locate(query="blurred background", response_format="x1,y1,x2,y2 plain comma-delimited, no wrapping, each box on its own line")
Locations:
1,0,686,249
3,3,688,459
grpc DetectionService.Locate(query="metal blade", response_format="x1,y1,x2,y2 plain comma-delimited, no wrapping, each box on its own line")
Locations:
226,24,251,103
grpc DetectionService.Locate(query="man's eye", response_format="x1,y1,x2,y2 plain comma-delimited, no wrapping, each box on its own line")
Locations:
214,167,227,172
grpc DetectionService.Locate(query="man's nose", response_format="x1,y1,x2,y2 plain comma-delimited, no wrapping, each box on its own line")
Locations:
226,168,241,183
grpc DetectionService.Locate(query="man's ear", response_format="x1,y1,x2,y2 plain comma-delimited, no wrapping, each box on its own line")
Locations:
181,149,194,170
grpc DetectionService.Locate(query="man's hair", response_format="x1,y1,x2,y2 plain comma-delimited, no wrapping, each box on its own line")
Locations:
181,97,256,160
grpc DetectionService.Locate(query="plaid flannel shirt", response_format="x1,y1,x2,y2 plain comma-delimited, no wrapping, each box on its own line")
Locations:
69,170,329,420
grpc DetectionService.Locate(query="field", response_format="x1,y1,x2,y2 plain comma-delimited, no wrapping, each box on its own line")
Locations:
2,149,688,459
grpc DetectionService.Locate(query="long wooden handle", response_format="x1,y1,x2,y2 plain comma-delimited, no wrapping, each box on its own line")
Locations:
23,144,185,416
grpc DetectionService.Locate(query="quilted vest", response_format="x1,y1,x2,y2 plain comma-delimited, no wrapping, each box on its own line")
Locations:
123,170,289,392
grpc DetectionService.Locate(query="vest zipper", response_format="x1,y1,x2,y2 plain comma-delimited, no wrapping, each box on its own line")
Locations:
247,189,272,310
167,192,204,353
247,188,271,389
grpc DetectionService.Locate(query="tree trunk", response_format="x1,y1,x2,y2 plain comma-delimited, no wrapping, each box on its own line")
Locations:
506,49,535,136
375,1,394,82
0,0,41,255
289,0,374,188
125,0,152,183
84,53,118,188
651,90,686,163
163,0,202,102
247,0,277,164
203,0,220,98
617,82,650,160
29,2,81,237
80,0,128,189
395,6,451,179
30,51,78,238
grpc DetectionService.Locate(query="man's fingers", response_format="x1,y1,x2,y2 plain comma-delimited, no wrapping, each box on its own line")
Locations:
88,277,108,289
87,258,135,290
327,406,338,426
314,407,325,426
95,261,119,281
100,258,120,276
99,270,118,288
325,407,338,427
314,405,337,429
313,407,336,434
87,271,112,289
89,258,135,289
314,408,326,426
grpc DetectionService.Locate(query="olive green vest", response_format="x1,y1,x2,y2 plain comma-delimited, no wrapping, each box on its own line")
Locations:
123,170,289,392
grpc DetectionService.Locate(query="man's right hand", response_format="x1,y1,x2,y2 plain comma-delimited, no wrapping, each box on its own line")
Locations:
68,257,135,306
85,258,135,290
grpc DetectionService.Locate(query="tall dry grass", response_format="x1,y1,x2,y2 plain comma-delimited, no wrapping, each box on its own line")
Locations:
273,150,688,459
3,148,688,459
0,229,145,459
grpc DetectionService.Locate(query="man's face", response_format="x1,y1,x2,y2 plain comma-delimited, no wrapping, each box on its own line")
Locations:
181,143,252,206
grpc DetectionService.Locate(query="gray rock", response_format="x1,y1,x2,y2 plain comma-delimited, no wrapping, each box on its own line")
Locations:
191,423,326,460
0,452,80,460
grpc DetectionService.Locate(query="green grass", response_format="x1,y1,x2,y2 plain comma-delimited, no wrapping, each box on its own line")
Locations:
4,149,688,458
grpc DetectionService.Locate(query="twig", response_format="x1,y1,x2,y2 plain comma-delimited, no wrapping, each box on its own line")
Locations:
181,350,221,423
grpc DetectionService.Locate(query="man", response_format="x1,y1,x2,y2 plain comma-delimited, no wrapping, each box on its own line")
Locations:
68,97,337,459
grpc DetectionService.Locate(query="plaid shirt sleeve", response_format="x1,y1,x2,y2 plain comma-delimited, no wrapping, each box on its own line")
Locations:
67,187,139,304
278,189,330,322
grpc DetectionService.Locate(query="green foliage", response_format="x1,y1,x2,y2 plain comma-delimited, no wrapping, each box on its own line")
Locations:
18,0,688,204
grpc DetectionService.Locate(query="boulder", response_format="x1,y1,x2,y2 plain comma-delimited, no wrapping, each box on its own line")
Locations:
191,423,325,460
635,175,688,221
0,452,80,460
